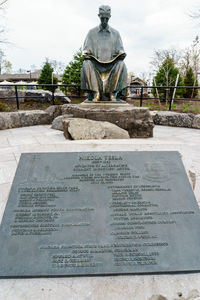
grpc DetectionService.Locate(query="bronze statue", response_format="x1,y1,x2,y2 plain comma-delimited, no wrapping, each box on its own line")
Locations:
81,5,127,102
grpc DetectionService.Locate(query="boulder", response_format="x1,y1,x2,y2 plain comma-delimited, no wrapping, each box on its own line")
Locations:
0,110,51,130
24,89,52,102
0,112,22,129
153,111,195,128
18,111,51,127
0,89,71,104
61,104,154,138
54,91,71,103
62,118,130,140
51,114,73,131
45,105,63,120
192,114,200,129
0,114,6,129
0,89,25,102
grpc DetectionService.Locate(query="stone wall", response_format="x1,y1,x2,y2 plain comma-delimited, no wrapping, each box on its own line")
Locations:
151,111,200,129
0,110,52,129
0,105,199,132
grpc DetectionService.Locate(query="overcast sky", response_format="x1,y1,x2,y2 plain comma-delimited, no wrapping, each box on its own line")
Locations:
1,0,200,76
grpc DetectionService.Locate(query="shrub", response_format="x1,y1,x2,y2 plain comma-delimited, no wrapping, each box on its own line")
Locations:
0,102,8,111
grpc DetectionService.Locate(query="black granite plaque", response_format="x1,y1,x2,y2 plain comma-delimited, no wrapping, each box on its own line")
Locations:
0,151,200,278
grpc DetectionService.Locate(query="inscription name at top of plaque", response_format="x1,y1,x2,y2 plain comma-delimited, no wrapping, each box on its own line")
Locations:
0,151,200,278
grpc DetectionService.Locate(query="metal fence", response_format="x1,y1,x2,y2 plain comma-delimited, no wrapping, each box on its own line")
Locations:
127,85,200,111
0,83,200,111
0,84,83,109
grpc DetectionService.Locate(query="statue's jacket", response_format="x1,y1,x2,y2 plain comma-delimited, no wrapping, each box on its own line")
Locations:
83,25,125,62
81,25,127,94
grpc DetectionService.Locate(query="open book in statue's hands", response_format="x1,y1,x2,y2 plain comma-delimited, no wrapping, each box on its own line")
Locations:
83,52,126,63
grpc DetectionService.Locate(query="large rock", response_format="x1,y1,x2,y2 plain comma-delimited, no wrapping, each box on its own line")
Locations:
153,111,195,128
54,91,71,103
62,118,130,140
192,114,200,129
0,89,26,102
51,114,73,131
19,111,51,127
61,104,154,138
45,105,63,120
0,110,51,129
24,89,52,102
0,89,71,104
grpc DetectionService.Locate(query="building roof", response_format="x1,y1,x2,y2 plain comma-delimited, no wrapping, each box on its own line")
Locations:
0,70,62,82
130,77,147,86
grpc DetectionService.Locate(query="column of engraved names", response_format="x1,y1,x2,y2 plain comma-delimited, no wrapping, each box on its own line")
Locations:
109,185,170,266
49,154,134,269
10,185,88,236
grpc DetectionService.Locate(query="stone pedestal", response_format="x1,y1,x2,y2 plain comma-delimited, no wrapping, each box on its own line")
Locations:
61,103,154,138
80,99,129,107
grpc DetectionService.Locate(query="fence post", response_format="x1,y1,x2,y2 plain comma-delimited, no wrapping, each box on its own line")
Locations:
78,85,81,97
52,89,55,105
169,87,173,111
164,89,167,103
140,87,143,107
14,85,19,110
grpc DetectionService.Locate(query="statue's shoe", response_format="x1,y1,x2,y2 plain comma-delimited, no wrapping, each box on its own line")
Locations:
110,93,117,101
93,92,101,102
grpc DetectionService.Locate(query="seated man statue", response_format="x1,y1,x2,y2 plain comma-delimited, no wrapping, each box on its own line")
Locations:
81,5,127,102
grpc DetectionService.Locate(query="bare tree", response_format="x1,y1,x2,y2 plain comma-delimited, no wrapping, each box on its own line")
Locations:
138,72,155,86
0,0,12,76
139,72,148,83
150,48,181,72
192,36,200,79
30,64,37,72
3,59,12,73
190,8,200,20
180,36,200,78
0,0,8,5
0,49,12,74
50,60,65,74
179,48,191,76
150,49,181,88
17,68,27,74
0,48,5,74
0,0,8,44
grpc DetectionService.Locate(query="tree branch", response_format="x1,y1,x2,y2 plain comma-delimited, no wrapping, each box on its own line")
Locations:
0,0,8,6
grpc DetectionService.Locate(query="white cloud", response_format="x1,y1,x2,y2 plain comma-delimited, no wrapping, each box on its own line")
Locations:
2,0,199,75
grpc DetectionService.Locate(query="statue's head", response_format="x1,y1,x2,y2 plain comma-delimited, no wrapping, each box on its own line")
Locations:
98,5,111,28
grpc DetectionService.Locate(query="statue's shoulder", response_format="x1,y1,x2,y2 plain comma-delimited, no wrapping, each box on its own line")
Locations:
87,26,99,35
109,26,120,35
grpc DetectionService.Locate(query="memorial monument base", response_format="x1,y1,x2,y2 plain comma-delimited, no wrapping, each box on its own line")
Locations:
80,99,129,107
0,151,200,278
62,103,154,138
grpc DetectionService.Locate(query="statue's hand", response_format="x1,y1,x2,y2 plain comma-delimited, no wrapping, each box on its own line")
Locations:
83,54,91,59
112,52,126,60
119,53,126,60
112,53,118,57
83,50,92,59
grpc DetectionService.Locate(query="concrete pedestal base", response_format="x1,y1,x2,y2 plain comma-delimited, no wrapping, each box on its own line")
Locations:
62,103,154,138
80,100,129,108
